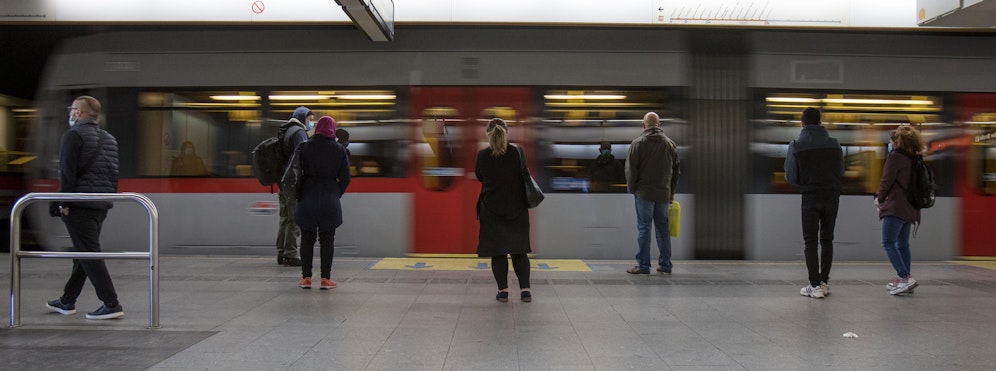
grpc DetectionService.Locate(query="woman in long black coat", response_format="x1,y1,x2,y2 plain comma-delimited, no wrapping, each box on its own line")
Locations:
475,118,532,303
292,116,351,290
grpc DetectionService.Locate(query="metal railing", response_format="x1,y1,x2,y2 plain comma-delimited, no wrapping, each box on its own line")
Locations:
9,192,159,329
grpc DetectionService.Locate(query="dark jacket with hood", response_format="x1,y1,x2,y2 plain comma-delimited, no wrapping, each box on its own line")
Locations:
58,119,119,210
784,124,844,194
280,107,310,163
876,149,920,224
626,126,680,203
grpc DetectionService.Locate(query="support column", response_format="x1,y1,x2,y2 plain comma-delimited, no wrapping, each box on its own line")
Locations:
688,31,750,259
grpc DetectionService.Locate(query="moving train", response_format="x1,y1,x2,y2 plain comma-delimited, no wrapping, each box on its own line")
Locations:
21,27,996,260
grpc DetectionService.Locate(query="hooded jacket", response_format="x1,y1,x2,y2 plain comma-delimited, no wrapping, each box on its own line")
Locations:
625,126,680,203
280,106,311,162
58,119,119,210
784,124,844,194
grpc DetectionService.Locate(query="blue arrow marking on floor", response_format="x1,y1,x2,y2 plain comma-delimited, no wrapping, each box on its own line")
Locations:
471,263,489,269
405,262,432,269
537,263,557,270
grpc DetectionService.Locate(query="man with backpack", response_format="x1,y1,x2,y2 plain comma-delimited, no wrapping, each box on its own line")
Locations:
275,106,314,267
785,107,844,299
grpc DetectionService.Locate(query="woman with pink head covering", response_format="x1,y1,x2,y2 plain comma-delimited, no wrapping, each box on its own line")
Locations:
290,115,351,289
313,115,337,139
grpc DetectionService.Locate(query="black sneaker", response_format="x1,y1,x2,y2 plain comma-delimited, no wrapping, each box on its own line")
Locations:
85,304,124,320
277,256,286,265
45,299,76,315
656,267,672,275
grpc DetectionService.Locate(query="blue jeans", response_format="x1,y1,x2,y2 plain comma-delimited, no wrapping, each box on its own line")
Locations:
881,216,912,278
634,196,671,272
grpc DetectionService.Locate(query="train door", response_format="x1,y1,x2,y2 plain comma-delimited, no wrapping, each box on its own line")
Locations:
409,87,534,254
957,93,996,257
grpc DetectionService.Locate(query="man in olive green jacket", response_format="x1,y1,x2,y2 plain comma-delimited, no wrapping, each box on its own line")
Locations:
625,112,680,275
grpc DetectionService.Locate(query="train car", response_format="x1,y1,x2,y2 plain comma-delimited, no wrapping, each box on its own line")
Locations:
26,27,996,260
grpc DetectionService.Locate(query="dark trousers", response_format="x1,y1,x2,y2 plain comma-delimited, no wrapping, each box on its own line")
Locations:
801,192,840,287
491,254,530,290
60,208,118,307
300,228,335,279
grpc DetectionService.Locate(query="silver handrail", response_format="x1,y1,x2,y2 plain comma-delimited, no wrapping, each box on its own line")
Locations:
9,192,159,329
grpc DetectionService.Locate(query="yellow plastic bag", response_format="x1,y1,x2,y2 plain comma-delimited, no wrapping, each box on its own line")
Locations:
668,201,681,237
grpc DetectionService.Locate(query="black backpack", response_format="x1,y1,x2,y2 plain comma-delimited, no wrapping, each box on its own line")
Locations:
251,125,300,188
900,154,936,210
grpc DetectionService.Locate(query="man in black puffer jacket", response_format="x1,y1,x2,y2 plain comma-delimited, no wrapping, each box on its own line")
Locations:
785,107,844,299
45,95,124,320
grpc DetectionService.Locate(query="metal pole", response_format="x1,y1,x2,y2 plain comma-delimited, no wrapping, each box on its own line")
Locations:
8,192,160,329
9,198,22,327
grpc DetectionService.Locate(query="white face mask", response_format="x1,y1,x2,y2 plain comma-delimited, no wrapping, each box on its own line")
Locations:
183,148,193,155
68,110,77,127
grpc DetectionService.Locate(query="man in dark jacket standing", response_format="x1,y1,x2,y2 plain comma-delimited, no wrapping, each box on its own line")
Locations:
784,107,844,299
45,95,124,320
625,112,680,275
275,106,313,267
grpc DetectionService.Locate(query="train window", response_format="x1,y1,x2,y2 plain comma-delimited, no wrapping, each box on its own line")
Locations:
138,91,261,177
418,107,463,191
268,90,405,178
967,113,996,195
753,92,948,195
538,89,682,193
137,89,405,178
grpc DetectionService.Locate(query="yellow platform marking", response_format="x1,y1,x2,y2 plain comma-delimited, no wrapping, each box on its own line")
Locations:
370,257,591,272
950,260,996,271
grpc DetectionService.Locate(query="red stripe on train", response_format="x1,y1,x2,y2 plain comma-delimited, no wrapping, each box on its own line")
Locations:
29,178,411,193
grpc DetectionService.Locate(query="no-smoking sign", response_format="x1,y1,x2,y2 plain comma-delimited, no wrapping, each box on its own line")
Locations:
251,1,265,15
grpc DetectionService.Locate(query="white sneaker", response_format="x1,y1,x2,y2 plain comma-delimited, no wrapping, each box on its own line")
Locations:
885,278,899,291
820,282,830,296
886,278,915,294
800,285,825,299
889,277,919,295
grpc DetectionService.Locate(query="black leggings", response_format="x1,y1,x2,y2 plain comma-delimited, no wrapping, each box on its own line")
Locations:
300,228,335,279
491,254,530,290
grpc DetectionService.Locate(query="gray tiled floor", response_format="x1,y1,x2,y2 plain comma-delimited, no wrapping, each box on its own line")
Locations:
3,255,996,370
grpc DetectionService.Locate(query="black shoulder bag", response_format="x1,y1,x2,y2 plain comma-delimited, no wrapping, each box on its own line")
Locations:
515,145,544,208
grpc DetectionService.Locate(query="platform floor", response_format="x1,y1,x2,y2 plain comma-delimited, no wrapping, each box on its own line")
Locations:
3,255,996,370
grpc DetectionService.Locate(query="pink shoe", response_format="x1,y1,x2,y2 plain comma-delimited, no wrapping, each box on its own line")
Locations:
299,277,312,289
320,278,337,290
